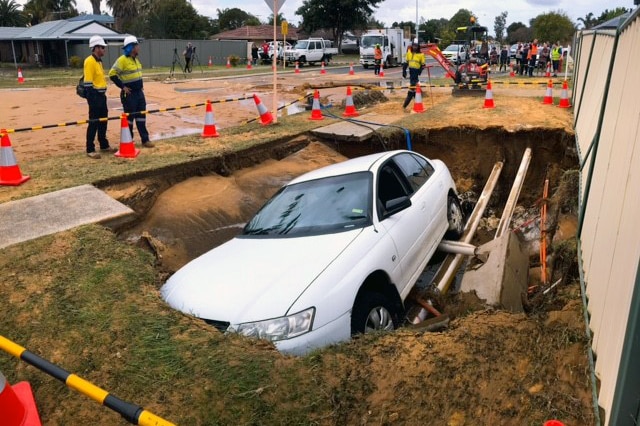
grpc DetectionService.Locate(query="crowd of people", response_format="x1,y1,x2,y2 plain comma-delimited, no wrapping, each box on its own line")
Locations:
512,40,563,77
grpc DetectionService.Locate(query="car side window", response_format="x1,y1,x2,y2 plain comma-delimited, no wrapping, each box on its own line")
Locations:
393,153,434,192
377,164,410,217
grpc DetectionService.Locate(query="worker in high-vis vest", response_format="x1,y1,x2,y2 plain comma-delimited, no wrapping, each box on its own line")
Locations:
109,36,155,148
551,42,562,77
402,42,426,110
84,35,115,159
373,44,383,75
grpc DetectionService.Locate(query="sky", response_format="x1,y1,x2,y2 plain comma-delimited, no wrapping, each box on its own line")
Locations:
16,0,636,34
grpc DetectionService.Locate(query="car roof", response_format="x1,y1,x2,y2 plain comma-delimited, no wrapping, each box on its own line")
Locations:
288,150,409,184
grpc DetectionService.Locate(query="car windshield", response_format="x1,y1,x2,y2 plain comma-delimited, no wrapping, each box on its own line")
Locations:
361,36,383,48
444,45,460,52
294,40,309,49
242,172,372,237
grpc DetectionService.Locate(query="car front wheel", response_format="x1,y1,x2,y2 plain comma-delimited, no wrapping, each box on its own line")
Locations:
445,194,465,239
351,292,398,335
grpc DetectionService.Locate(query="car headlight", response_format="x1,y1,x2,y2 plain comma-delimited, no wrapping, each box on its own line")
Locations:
229,307,315,342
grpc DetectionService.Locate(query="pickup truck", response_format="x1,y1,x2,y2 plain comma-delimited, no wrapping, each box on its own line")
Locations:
284,38,339,66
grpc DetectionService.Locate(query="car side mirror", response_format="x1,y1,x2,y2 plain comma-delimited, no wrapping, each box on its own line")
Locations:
383,196,412,218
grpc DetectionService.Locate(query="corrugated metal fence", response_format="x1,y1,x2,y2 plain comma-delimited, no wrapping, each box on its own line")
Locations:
68,39,249,68
573,7,640,426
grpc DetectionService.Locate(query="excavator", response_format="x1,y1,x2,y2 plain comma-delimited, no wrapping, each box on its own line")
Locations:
421,22,490,96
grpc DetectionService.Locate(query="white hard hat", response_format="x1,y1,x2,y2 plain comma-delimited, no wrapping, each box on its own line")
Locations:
123,35,139,47
89,35,106,48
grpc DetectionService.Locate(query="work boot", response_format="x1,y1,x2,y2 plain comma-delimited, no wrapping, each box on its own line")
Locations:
142,141,155,148
87,152,101,159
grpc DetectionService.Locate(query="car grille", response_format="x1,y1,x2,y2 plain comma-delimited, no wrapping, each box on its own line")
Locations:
203,319,230,332
362,54,374,60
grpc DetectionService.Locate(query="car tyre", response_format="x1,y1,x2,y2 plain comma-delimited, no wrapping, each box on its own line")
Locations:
445,194,465,240
351,292,398,335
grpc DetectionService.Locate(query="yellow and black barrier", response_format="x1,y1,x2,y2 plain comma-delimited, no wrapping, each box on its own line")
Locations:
0,335,175,426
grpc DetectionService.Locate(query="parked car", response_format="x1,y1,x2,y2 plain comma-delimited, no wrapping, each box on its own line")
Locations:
267,41,292,62
442,43,466,64
510,43,518,58
161,150,464,355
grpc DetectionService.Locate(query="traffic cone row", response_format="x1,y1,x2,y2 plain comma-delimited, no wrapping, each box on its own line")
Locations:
558,80,571,108
253,94,273,125
309,90,324,120
320,61,326,74
0,371,42,426
413,83,425,113
17,68,24,84
201,100,219,137
115,114,140,158
0,129,30,186
483,80,495,109
294,61,300,73
348,63,355,75
541,80,554,105
343,86,359,117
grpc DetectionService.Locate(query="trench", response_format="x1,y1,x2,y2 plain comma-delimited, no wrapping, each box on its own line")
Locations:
104,127,578,277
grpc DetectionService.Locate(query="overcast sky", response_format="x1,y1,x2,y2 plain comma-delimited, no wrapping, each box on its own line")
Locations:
16,0,636,33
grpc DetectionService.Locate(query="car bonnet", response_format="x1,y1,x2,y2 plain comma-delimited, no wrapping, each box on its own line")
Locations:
160,229,362,323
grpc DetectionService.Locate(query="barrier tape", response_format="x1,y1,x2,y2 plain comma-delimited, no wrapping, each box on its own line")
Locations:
4,95,255,134
0,335,175,426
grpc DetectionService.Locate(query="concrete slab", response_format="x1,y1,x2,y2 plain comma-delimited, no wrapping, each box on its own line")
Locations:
459,232,529,312
310,113,403,142
0,185,135,249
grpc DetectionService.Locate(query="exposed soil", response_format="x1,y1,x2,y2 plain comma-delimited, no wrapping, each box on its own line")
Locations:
0,70,594,424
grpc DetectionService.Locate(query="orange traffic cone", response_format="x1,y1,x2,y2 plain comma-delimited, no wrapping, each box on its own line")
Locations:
379,62,385,77
545,61,551,77
412,83,425,113
320,61,326,74
115,114,140,158
509,63,515,77
0,130,30,186
0,371,42,426
343,86,359,117
17,68,24,84
541,80,554,105
483,80,495,109
253,94,273,126
294,61,300,73
309,90,324,120
201,100,219,138
209,56,213,67
558,80,571,108
247,59,252,70
348,63,355,75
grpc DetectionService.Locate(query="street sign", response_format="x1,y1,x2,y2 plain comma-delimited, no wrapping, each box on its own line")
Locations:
281,20,288,35
264,0,286,14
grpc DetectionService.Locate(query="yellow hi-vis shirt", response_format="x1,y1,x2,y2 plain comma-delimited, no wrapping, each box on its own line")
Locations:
406,50,425,69
109,55,144,91
83,54,107,91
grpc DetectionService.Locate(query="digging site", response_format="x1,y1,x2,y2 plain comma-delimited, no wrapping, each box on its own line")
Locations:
0,70,594,425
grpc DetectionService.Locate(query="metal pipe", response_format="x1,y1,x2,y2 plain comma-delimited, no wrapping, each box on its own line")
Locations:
435,161,504,293
495,147,532,238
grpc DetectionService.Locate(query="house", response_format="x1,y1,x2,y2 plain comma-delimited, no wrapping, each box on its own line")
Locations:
211,24,300,46
0,17,125,67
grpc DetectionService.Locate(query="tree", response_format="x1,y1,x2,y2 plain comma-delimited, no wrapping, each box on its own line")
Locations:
267,13,285,26
531,11,575,44
89,0,99,14
0,0,26,26
594,7,630,26
106,0,137,32
493,11,507,43
23,0,77,23
577,12,596,29
141,0,211,39
449,8,475,31
422,18,449,44
296,0,383,52
506,21,526,43
217,7,258,30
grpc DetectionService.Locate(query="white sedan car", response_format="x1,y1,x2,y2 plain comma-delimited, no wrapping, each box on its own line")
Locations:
161,150,464,355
